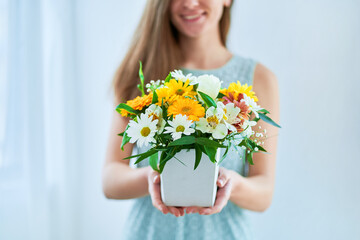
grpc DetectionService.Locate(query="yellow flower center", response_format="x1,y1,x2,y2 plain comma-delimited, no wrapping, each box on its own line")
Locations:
176,125,185,132
176,89,185,95
140,127,151,137
207,116,219,127
181,106,191,113
149,113,159,121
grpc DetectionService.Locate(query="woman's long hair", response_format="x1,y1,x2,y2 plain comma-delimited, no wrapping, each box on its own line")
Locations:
112,0,233,104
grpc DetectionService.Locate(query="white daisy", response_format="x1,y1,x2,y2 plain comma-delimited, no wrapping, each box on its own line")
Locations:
127,113,158,147
145,104,166,134
241,94,263,118
170,69,197,85
164,114,195,140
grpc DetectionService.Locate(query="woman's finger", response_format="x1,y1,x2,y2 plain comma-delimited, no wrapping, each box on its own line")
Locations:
168,207,179,217
217,167,230,187
200,180,232,215
186,206,202,214
148,170,169,214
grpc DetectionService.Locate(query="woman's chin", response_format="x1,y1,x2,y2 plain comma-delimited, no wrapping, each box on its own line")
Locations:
178,28,207,39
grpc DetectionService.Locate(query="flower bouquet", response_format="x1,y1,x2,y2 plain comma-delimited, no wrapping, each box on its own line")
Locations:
116,62,280,207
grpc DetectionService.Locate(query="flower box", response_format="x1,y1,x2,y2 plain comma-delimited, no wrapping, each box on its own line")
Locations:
160,149,220,207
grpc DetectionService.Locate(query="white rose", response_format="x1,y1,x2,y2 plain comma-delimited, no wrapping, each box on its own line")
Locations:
196,74,222,99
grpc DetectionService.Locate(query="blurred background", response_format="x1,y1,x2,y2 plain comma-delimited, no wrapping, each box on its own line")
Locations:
1,0,359,239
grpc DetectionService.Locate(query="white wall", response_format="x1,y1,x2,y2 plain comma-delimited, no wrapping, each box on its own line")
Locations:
73,0,147,239
228,1,360,239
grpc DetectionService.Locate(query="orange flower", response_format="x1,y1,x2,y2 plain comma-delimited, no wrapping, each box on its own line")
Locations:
167,97,205,121
120,93,153,117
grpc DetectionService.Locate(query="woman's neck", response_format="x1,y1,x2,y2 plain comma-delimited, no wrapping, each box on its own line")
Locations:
179,27,232,70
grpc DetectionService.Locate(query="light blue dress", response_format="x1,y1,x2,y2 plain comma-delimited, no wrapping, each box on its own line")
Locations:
120,54,259,240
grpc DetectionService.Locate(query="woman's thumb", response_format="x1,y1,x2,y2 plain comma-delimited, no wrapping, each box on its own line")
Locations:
153,174,160,184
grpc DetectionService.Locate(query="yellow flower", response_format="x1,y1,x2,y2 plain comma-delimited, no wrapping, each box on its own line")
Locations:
167,97,205,122
167,79,196,96
156,79,196,105
155,87,172,105
220,81,258,102
120,93,153,117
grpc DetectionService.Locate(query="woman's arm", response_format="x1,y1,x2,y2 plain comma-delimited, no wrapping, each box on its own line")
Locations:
102,108,186,217
229,62,280,212
102,111,151,199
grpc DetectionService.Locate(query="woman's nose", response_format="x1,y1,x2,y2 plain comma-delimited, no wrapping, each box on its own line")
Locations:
183,0,200,9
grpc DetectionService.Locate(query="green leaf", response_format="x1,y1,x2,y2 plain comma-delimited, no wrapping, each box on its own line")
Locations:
258,108,269,114
116,103,140,115
198,144,206,154
217,92,225,98
237,139,247,148
255,144,267,152
204,146,217,163
253,117,260,122
246,139,256,150
168,136,196,146
153,147,169,151
195,137,226,148
258,112,281,128
149,151,159,172
134,149,159,164
173,155,186,166
159,147,177,173
161,98,167,118
138,61,145,96
152,90,158,104
194,144,202,170
198,91,216,108
120,126,131,151
137,84,142,94
247,151,254,165
219,146,230,164
124,148,156,160
164,73,172,83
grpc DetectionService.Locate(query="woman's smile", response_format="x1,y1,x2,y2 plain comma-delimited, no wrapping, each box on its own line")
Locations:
180,12,207,23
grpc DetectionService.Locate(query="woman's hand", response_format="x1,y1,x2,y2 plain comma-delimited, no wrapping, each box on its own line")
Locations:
185,167,234,215
147,167,185,217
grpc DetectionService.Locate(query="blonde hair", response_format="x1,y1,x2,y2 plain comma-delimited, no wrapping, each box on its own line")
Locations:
112,0,233,104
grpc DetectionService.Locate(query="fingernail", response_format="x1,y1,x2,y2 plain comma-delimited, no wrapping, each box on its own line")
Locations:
153,175,158,183
219,179,224,186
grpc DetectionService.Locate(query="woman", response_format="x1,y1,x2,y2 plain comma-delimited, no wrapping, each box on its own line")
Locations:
103,0,280,239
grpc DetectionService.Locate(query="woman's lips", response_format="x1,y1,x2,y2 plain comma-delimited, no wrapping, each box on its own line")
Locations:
181,12,206,23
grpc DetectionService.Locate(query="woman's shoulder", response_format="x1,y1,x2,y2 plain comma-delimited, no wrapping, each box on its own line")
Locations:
232,53,277,85
252,60,279,113
252,61,278,88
